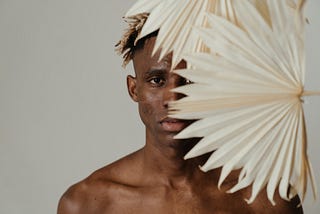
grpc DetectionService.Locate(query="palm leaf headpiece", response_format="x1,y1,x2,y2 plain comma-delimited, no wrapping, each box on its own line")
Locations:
125,0,243,68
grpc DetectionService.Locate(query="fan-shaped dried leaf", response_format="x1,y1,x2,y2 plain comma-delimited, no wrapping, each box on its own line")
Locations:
169,0,318,204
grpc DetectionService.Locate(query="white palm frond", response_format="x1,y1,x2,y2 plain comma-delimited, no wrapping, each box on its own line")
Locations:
125,0,242,68
169,0,319,205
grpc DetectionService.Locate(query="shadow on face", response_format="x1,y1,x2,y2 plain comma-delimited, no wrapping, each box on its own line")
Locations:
126,35,195,145
129,35,190,108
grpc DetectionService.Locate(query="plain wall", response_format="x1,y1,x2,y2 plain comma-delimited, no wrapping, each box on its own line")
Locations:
0,1,319,213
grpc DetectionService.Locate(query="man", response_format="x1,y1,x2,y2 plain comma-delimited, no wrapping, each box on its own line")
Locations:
57,24,303,213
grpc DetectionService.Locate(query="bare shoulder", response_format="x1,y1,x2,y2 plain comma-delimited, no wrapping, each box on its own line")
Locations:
249,189,303,214
57,149,144,214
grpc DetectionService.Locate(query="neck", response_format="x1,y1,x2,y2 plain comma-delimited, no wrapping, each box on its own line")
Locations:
142,131,207,184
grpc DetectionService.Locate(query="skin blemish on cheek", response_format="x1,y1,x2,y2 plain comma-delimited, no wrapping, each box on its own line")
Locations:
138,97,163,115
139,104,154,118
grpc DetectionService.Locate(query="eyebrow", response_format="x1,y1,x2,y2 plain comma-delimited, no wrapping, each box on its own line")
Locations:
143,68,167,79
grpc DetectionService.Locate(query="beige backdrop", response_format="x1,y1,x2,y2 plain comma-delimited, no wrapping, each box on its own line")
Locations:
0,0,319,213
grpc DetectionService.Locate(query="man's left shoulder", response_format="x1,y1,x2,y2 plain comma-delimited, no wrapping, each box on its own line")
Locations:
249,191,303,214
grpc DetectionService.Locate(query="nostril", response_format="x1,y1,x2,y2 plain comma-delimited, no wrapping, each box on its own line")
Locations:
163,92,185,109
163,91,176,108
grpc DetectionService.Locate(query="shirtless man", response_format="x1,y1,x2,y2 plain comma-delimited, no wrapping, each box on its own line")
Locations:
57,28,303,213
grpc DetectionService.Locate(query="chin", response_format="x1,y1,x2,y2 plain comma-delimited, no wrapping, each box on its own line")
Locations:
164,134,187,147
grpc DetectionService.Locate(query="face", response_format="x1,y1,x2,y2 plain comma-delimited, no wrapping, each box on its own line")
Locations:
127,36,192,146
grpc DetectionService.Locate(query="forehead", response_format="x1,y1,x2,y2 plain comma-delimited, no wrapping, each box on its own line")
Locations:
132,36,172,76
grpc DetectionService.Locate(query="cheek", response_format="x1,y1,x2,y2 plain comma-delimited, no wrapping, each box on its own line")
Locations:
138,91,163,122
138,102,154,122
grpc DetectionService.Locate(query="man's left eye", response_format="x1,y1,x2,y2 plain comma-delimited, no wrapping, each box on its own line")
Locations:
182,78,193,85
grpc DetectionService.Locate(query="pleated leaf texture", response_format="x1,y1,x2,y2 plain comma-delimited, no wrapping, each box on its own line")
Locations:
169,0,318,205
125,0,242,68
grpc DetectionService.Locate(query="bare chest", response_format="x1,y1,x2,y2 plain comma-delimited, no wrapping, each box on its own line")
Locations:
103,186,254,214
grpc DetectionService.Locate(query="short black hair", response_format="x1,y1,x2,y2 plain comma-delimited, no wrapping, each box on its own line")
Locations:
116,13,158,67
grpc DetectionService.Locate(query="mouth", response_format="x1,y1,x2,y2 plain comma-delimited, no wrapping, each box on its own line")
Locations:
160,117,188,132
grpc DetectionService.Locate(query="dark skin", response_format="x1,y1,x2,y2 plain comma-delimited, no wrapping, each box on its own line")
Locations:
58,36,303,214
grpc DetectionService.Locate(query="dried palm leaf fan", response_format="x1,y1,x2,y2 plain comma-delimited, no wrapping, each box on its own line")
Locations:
125,0,242,68
169,0,319,205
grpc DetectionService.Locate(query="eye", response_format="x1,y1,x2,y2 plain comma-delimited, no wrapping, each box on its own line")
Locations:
182,78,193,85
149,77,165,86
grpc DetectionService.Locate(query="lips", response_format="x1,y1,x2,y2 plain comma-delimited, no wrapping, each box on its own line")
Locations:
160,118,187,132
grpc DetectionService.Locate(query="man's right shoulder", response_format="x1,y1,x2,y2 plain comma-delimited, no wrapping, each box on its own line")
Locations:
57,149,144,214
57,166,122,214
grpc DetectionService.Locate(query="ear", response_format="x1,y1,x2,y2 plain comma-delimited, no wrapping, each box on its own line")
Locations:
127,75,138,102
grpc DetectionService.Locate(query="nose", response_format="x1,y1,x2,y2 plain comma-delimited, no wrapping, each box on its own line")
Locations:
163,74,186,109
163,59,187,108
